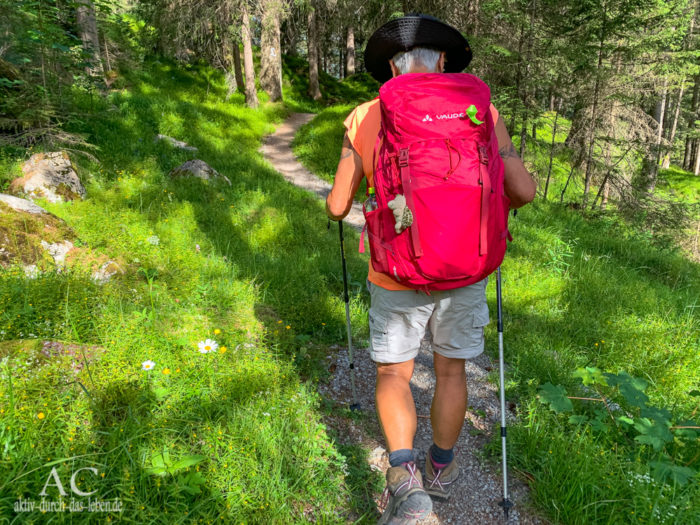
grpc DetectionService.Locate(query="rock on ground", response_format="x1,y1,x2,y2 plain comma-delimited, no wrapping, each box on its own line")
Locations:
169,159,231,185
0,193,124,279
0,193,48,214
40,240,74,267
0,194,75,269
40,340,104,374
0,340,104,376
11,151,86,203
92,260,123,284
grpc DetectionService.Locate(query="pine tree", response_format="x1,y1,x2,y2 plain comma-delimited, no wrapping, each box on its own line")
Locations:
259,0,285,101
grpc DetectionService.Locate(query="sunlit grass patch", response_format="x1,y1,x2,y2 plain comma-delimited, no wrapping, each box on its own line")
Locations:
0,59,370,523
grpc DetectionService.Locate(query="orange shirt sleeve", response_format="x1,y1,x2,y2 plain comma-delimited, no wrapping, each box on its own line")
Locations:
490,104,499,124
343,107,363,154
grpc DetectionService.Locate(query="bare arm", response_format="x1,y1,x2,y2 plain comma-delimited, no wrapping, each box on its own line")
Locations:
494,117,537,208
326,132,365,220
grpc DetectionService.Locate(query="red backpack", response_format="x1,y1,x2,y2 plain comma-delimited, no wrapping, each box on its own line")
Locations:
360,72,510,291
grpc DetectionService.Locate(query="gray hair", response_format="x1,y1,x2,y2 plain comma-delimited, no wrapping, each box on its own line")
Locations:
391,47,442,75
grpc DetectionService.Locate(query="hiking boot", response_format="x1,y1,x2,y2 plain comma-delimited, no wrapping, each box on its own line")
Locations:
378,461,432,524
424,452,460,499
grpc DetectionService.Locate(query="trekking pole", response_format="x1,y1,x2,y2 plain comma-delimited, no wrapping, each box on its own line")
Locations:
338,220,360,410
496,266,513,521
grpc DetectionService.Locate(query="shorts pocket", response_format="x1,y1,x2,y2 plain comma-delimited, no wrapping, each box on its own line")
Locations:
468,303,490,348
472,303,490,328
368,309,388,355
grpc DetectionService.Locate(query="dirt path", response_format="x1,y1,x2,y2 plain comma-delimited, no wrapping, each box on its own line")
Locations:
261,113,544,525
260,113,365,230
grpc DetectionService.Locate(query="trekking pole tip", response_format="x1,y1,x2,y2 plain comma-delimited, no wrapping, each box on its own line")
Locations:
499,498,514,522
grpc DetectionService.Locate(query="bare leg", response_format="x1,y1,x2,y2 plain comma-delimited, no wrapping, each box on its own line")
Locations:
375,360,416,452
431,353,467,449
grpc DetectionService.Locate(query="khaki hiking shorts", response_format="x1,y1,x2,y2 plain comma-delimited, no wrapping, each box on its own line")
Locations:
367,278,489,364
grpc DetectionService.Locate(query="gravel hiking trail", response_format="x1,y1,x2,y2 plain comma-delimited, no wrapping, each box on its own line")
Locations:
261,113,546,525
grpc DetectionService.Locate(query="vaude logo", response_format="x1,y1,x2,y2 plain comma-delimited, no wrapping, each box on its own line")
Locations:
13,465,123,514
422,112,465,122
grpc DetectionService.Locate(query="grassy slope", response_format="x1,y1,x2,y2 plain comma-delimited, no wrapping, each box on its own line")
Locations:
0,60,380,523
293,103,700,524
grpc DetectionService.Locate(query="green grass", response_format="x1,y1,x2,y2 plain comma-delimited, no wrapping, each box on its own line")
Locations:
293,106,700,524
0,59,375,523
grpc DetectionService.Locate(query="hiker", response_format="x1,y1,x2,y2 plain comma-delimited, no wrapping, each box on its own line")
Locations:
326,14,536,524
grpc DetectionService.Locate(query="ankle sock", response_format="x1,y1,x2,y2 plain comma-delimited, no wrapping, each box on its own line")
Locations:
429,443,454,467
388,448,414,467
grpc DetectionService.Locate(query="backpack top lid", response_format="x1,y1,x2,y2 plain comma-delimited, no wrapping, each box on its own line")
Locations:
378,73,493,142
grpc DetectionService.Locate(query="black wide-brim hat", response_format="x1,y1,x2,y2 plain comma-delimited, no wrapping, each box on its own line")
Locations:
364,14,472,83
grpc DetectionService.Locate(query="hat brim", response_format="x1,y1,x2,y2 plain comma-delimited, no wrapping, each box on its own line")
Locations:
364,15,472,83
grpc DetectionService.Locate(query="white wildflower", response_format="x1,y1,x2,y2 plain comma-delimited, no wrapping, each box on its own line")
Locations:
198,339,218,354
142,360,156,371
147,235,160,246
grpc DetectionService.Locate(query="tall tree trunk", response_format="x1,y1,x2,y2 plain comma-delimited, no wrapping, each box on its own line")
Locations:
601,181,610,209
690,140,698,173
595,125,614,210
544,99,561,200
282,18,299,55
662,84,685,169
102,36,112,73
241,3,259,109
565,100,589,173
695,140,700,176
517,0,537,159
582,5,607,209
307,5,322,100
509,21,527,133
260,0,283,102
75,0,103,77
560,165,576,203
470,0,481,36
646,76,668,192
232,43,245,92
346,25,355,77
684,75,699,169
